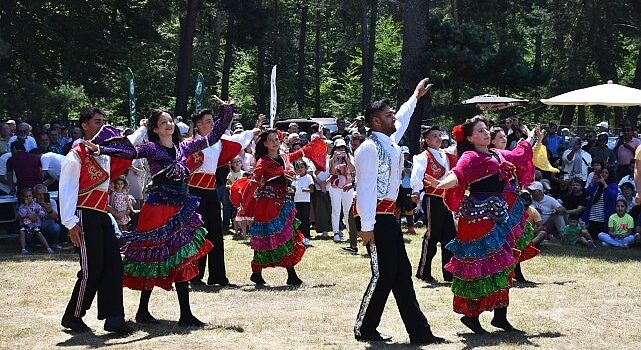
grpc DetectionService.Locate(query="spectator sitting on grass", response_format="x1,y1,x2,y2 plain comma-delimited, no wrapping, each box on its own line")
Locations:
598,199,636,248
561,214,596,248
17,188,53,255
528,181,567,237
560,178,588,219
617,182,635,213
520,191,549,245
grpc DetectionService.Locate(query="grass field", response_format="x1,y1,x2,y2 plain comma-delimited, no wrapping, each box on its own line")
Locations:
1,227,640,350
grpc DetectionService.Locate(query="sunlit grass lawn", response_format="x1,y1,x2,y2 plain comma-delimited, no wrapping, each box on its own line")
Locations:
1,226,640,350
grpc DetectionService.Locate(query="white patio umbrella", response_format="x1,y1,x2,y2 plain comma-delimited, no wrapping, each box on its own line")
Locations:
540,81,641,107
462,94,529,111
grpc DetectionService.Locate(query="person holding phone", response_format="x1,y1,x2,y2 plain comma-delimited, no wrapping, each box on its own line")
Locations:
33,184,63,248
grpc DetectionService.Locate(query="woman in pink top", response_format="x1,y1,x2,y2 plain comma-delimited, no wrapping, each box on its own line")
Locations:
328,138,355,242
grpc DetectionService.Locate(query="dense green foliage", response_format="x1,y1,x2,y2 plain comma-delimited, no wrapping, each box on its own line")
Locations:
1,0,640,130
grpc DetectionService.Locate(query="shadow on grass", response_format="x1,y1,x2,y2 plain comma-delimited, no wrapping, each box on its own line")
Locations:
457,330,563,350
56,321,244,348
539,242,641,262
237,282,336,293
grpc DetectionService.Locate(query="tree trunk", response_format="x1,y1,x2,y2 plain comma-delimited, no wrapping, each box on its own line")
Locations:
220,15,234,100
626,44,641,123
398,0,430,155
296,5,308,114
209,11,223,95
174,0,200,118
366,0,378,107
450,0,458,23
257,41,266,114
577,105,586,132
360,2,370,110
314,9,322,117
560,105,575,128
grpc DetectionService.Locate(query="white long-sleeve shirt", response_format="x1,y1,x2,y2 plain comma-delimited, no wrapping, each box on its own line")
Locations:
191,130,254,174
410,147,451,194
355,95,417,232
59,139,111,230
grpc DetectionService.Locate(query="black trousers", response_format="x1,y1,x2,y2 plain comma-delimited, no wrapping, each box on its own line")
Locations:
295,202,311,239
189,186,228,284
64,208,124,320
417,195,455,281
354,214,432,338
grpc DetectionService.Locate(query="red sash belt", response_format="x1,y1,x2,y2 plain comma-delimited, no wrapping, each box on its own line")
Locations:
188,172,216,189
77,189,108,212
352,199,397,216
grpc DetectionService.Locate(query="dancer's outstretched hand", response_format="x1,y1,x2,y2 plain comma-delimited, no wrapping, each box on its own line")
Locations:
213,95,235,106
83,140,99,153
414,78,434,99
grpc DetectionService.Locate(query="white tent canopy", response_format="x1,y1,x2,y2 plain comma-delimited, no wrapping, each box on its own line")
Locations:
540,81,641,107
462,94,528,111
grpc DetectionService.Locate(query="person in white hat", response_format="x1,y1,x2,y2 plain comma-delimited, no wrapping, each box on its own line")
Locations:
528,181,567,235
328,137,354,243
596,121,609,134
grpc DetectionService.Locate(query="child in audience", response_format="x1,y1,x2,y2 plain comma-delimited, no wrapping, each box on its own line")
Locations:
227,157,245,237
109,177,135,232
562,214,596,248
599,199,636,248
293,160,314,247
521,191,549,245
17,188,53,254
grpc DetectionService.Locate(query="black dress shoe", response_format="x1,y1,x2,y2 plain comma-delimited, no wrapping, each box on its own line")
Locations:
410,334,446,345
135,311,160,324
286,276,303,286
250,272,268,286
61,314,91,333
207,280,238,288
178,315,206,328
104,317,133,335
460,316,489,334
355,332,393,342
490,318,521,332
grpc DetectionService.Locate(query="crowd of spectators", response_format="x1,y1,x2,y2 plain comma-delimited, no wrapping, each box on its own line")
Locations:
3,113,641,254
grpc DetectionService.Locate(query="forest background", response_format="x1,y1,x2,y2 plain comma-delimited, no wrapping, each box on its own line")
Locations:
2,0,641,153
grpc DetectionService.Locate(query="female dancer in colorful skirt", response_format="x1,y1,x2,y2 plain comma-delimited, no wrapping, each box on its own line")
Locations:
238,131,326,286
85,98,234,327
425,116,540,334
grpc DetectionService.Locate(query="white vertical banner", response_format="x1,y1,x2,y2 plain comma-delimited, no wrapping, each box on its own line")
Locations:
270,65,277,128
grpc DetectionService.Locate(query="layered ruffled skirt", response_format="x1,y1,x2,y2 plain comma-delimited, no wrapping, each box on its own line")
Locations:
121,185,212,291
248,191,305,273
445,191,536,316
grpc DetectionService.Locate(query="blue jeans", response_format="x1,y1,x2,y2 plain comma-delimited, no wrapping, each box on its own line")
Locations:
41,221,63,245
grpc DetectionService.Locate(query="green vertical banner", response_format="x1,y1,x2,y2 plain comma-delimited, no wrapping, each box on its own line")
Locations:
194,72,204,110
127,68,137,128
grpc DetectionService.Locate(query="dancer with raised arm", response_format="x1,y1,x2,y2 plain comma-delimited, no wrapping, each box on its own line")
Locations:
425,117,540,334
239,130,327,286
353,78,444,345
85,97,234,327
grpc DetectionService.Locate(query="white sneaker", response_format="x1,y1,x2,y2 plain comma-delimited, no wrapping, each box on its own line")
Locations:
333,234,342,242
302,238,312,247
47,248,54,254
21,248,29,255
